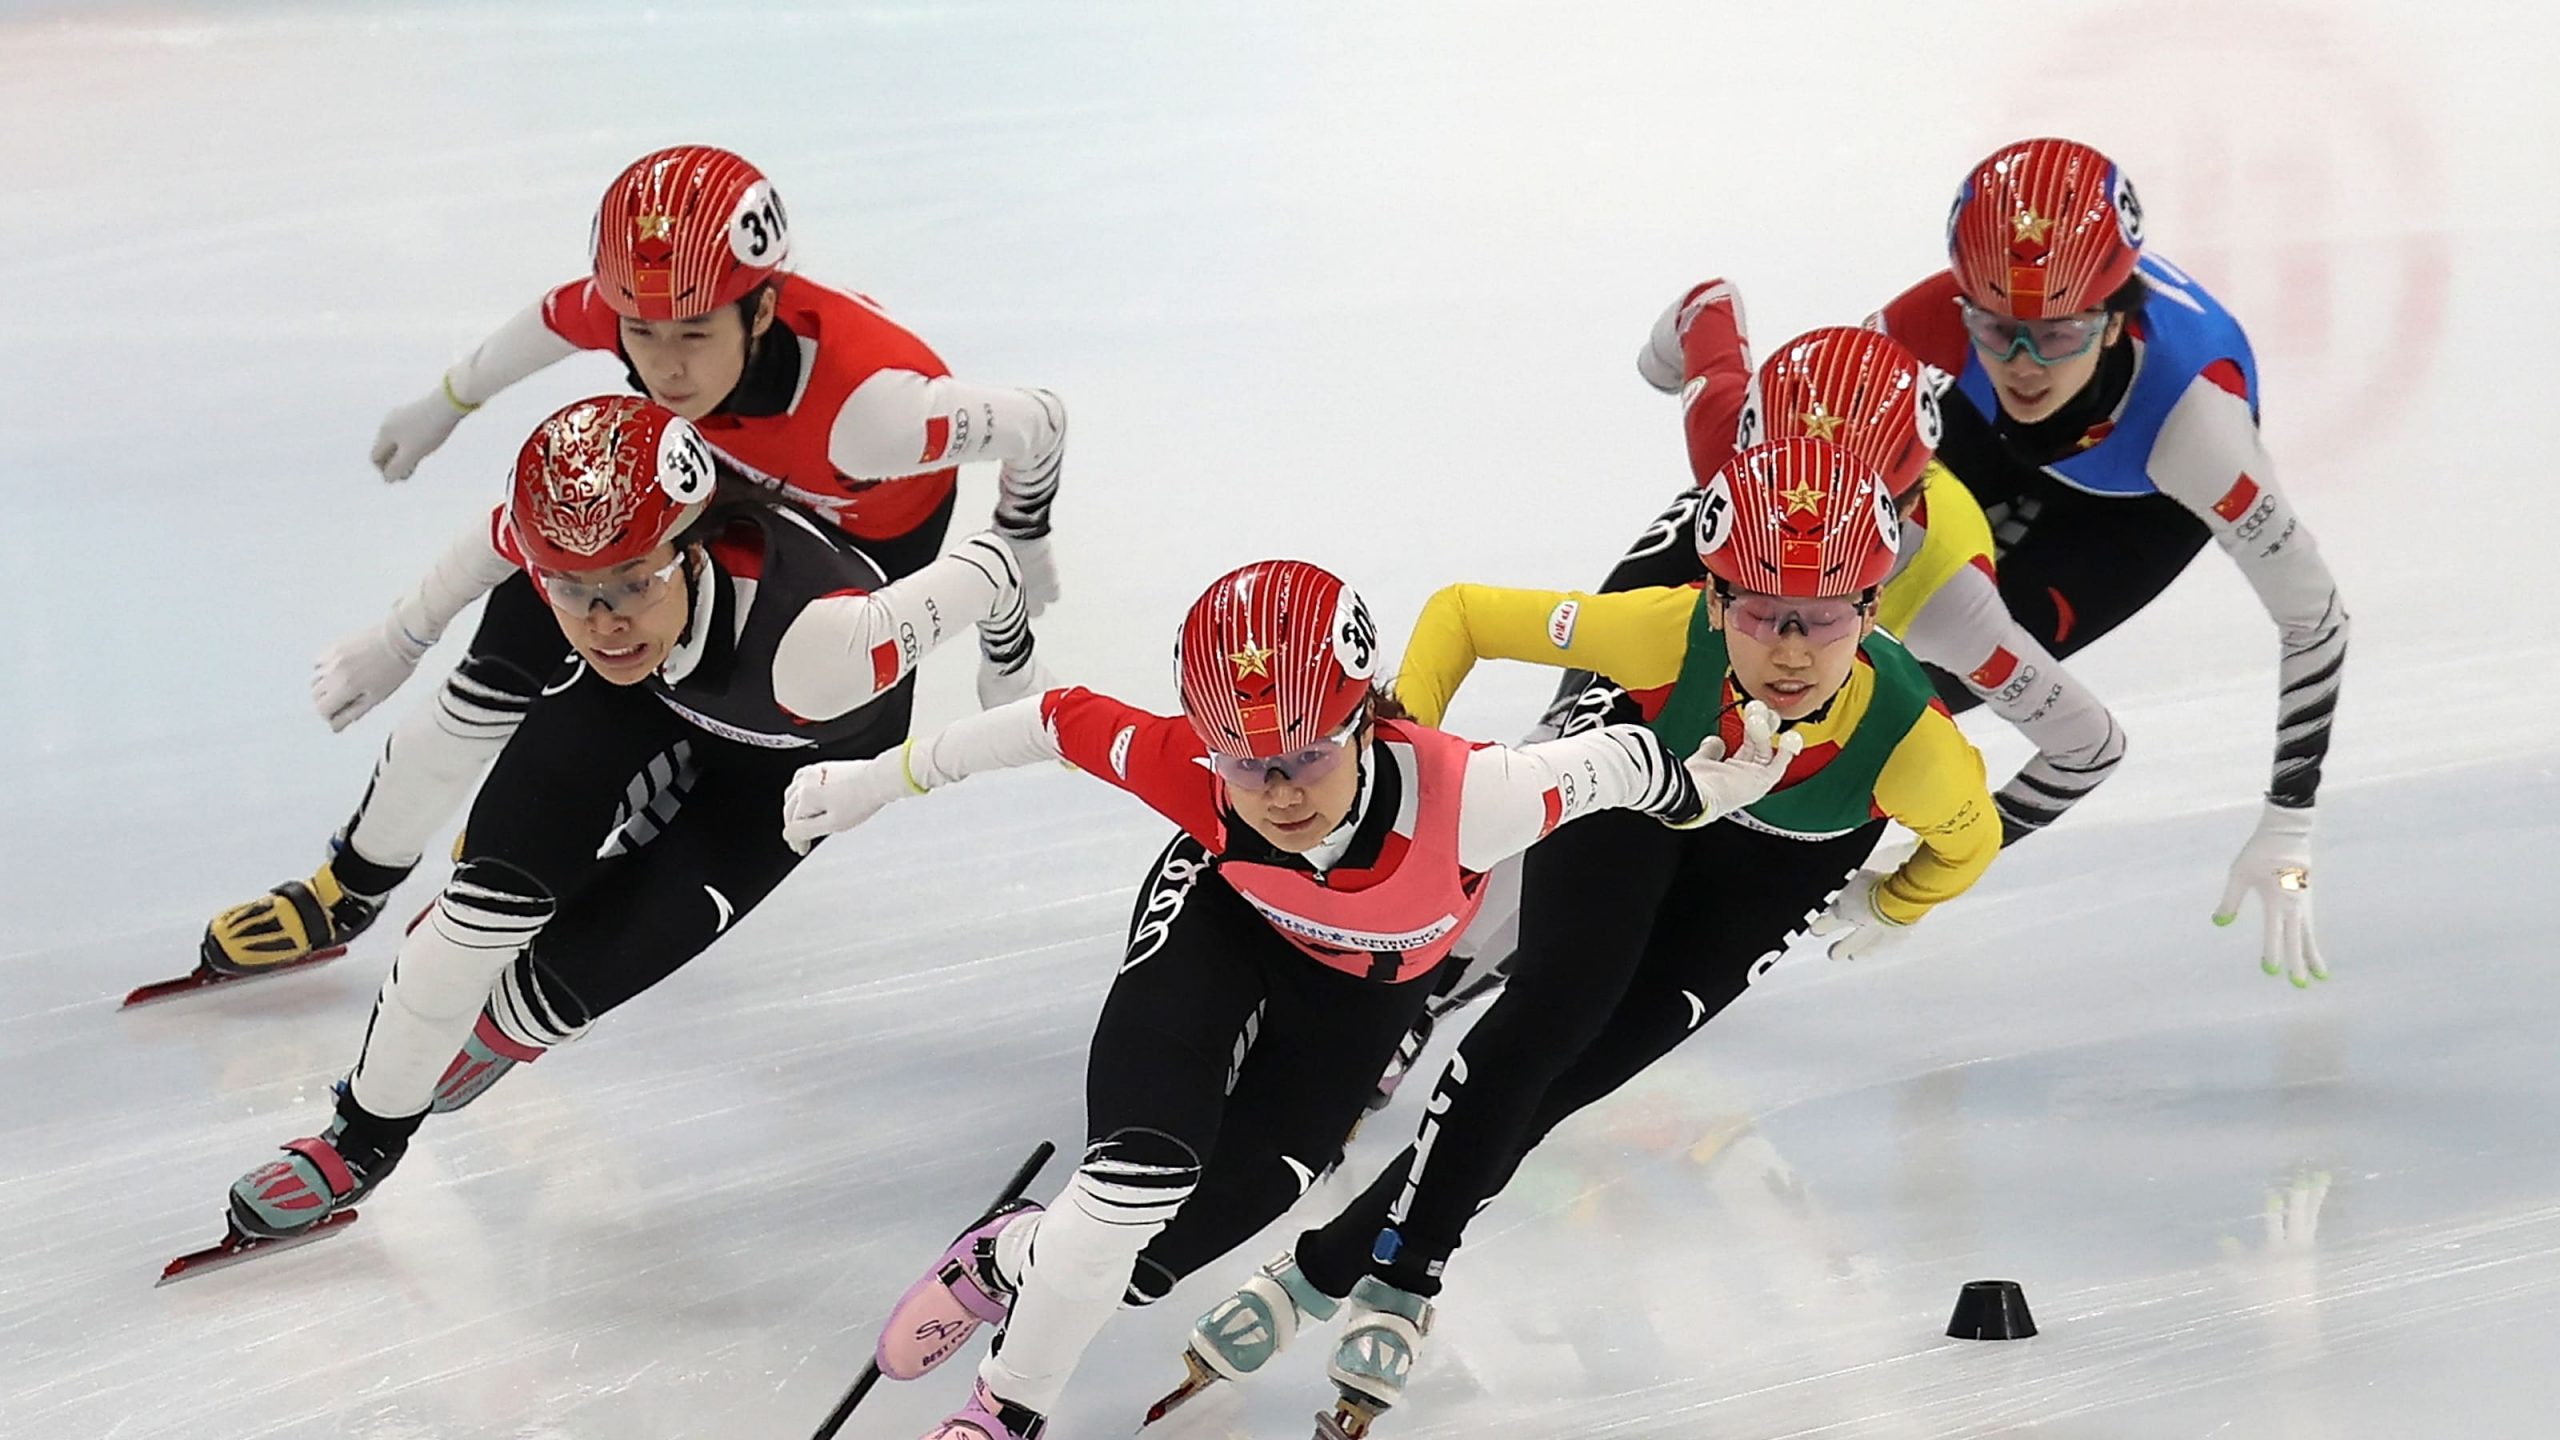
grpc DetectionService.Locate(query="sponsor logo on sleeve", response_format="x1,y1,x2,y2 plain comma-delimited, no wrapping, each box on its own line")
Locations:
2211,473,2262,523
1109,725,1135,780
1546,600,1579,649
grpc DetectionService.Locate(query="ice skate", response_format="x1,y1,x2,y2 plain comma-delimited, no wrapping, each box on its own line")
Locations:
875,1199,1039,1380
1143,1249,1342,1425
920,1378,1045,1440
227,1085,416,1240
200,849,402,976
1317,1277,1432,1438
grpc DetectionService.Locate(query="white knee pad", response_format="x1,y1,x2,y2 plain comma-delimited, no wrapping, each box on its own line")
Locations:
350,858,553,1118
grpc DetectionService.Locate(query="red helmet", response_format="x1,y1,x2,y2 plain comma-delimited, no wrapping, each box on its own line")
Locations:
1695,438,1900,597
1176,560,1377,758
1946,137,2144,320
591,145,791,321
508,395,719,573
1738,326,1947,499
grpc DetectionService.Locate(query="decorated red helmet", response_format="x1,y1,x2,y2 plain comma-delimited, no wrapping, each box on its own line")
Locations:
1694,438,1901,598
591,145,791,321
1176,560,1378,759
508,395,719,573
1946,137,2144,320
1737,326,1947,499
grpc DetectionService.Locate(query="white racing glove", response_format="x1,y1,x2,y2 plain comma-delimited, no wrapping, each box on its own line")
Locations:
977,653,1056,711
2214,801,2327,987
782,743,928,855
1808,870,1908,962
1657,699,1802,828
370,377,473,482
1634,278,1749,395
311,613,435,731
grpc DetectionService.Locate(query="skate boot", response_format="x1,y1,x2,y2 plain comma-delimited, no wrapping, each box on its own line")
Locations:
228,1085,419,1240
429,1009,545,1114
921,1378,1046,1440
1144,1249,1344,1425
876,1200,1040,1380
1321,1277,1433,1438
202,848,406,975
1196,1248,1342,1378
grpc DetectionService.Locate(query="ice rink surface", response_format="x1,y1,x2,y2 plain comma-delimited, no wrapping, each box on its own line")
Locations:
5,1,2559,1435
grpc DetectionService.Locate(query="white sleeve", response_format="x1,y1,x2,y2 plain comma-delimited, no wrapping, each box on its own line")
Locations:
905,695,1067,789
769,534,1024,721
1899,563,2126,843
2145,377,2349,808
387,511,522,649
1452,724,1688,871
444,300,582,408
829,372,1066,529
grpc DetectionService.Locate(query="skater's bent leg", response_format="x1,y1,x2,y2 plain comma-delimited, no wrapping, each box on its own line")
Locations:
980,840,1266,1412
1134,954,1448,1294
341,572,566,876
346,665,681,1118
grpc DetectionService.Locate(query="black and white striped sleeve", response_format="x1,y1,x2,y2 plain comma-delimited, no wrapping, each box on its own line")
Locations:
2146,377,2348,809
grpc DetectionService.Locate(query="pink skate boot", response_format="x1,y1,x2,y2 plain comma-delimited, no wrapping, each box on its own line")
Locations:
921,1378,1046,1439
876,1200,1040,1380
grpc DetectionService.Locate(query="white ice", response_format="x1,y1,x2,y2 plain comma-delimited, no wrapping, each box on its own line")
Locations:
4,1,2558,1436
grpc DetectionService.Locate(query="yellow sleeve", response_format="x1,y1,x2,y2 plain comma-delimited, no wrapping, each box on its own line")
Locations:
1394,584,1699,727
1868,705,2000,924
1875,463,1997,638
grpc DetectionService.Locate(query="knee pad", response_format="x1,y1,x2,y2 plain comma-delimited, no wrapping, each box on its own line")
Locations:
440,651,543,737
1065,1127,1201,1230
487,947,596,1051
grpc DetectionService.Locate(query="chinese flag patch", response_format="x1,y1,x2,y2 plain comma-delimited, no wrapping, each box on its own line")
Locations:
870,639,902,693
919,415,952,465
2211,474,2260,523
1970,647,2019,689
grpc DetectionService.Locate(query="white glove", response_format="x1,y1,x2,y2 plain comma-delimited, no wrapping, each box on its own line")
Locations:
1005,532,1060,618
1808,870,1908,962
2214,801,2327,987
1663,699,1802,827
782,745,927,855
311,614,434,732
977,652,1056,712
1636,289,1690,394
370,379,472,482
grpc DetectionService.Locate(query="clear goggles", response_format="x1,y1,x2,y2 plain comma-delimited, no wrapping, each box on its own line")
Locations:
538,552,686,616
1208,712,1364,792
1724,589,1870,644
1959,300,2110,366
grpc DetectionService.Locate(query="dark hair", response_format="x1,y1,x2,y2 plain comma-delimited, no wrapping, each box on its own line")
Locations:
1369,686,1412,724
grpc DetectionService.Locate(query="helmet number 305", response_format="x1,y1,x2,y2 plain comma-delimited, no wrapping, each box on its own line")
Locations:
730,182,790,265
1332,589,1379,680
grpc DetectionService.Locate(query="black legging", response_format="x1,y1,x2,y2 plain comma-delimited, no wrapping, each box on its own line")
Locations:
1295,807,1881,1299
1056,834,1452,1303
452,657,901,1034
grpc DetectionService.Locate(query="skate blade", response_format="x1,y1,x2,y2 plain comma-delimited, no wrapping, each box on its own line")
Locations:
122,947,350,1009
157,1208,361,1286
1314,1392,1386,1440
1138,1352,1222,1429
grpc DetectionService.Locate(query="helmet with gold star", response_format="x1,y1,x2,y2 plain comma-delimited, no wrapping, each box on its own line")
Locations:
591,144,791,321
1176,560,1377,759
1738,326,1948,499
1694,438,1900,598
1946,137,2144,321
